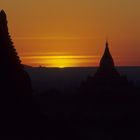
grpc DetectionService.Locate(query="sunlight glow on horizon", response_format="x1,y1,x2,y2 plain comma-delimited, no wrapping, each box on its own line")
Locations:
21,55,100,68
1,0,140,67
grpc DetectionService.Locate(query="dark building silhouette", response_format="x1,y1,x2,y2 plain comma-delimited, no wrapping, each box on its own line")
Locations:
0,10,32,96
0,10,32,136
94,41,120,78
80,41,132,91
75,41,140,140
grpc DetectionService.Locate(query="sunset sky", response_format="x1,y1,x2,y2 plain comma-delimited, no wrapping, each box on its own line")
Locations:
0,0,140,67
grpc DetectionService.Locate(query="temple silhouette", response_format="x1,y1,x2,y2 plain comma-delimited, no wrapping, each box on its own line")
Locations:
0,10,32,136
0,10,32,96
1,9,139,139
80,41,132,91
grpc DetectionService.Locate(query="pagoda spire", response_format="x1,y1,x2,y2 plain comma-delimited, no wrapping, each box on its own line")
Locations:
0,10,7,20
105,40,109,48
80,40,132,91
94,40,120,78
0,9,22,70
0,9,32,95
99,40,115,69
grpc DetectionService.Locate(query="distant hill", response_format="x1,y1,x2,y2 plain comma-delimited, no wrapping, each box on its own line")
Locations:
24,65,140,93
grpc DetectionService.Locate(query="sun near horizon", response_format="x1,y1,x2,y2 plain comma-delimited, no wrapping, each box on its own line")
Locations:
23,55,100,68
1,0,140,68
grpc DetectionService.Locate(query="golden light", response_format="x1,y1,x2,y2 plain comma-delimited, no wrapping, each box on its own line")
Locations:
47,57,76,68
21,55,99,68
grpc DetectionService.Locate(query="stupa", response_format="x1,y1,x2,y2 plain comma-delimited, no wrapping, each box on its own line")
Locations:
94,41,120,79
80,41,132,89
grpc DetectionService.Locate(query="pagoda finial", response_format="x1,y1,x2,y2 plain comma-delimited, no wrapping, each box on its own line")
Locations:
106,39,109,47
1,9,5,12
0,9,7,18
105,40,110,55
93,40,120,78
99,40,115,68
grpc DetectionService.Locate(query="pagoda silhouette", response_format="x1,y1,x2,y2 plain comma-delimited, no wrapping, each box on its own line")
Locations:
0,10,32,136
0,10,32,95
94,41,120,79
80,41,132,92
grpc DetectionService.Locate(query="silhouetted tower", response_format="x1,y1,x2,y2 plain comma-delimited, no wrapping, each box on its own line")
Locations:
94,40,120,79
0,10,32,136
0,10,22,71
100,41,114,68
80,41,132,91
0,10,32,96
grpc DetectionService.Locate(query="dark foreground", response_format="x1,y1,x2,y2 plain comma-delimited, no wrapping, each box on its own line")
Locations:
32,87,140,140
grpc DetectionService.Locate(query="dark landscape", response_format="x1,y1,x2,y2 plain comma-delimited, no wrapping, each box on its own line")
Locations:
0,8,140,140
31,48,140,140
25,66,140,93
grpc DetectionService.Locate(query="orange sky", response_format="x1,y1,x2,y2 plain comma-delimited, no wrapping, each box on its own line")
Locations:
0,0,140,67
